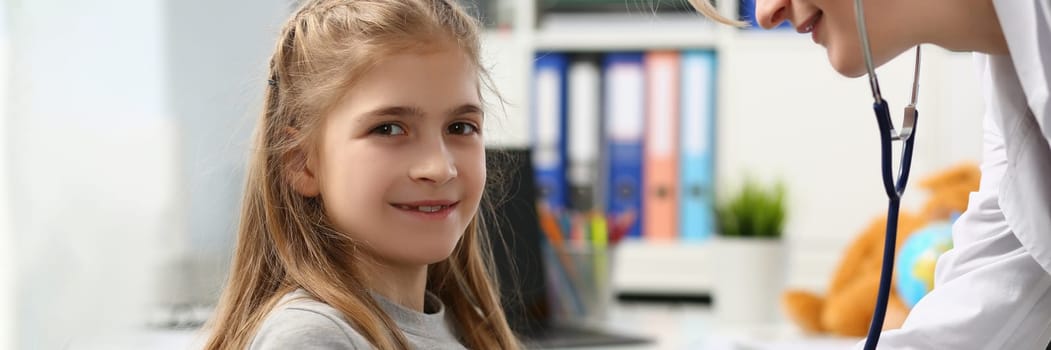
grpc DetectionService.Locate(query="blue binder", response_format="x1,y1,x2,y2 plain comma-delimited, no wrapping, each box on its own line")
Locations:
679,50,717,241
532,53,569,211
603,53,645,239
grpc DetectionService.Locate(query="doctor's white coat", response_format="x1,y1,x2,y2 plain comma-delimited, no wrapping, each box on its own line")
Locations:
861,0,1051,349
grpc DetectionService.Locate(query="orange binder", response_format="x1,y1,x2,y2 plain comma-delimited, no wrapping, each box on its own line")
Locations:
643,51,681,241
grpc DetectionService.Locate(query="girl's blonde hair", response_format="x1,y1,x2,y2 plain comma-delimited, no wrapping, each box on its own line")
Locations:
203,0,519,349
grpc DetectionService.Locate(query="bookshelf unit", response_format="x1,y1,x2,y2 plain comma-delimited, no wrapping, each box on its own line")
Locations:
475,1,744,298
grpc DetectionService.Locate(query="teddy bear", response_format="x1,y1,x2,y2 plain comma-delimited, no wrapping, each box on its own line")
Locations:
781,162,981,337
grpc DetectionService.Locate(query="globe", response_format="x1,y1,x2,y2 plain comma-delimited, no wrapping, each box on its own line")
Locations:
895,221,954,308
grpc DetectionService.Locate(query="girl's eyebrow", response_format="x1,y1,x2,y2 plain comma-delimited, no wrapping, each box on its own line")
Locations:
447,104,483,118
358,105,426,120
357,104,483,121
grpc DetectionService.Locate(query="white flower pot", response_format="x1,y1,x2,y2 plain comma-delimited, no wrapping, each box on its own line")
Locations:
711,237,786,324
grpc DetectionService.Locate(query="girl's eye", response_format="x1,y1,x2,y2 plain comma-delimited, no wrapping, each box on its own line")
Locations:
448,122,478,136
371,123,406,136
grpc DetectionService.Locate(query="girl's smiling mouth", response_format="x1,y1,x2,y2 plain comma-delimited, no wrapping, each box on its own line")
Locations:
391,200,459,219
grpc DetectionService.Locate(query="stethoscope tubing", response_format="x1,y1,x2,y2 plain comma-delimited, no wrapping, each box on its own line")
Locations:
854,0,922,348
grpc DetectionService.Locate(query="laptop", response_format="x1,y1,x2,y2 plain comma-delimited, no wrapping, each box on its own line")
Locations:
483,148,651,349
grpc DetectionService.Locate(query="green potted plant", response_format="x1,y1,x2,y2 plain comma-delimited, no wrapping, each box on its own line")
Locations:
712,177,788,324
716,178,787,240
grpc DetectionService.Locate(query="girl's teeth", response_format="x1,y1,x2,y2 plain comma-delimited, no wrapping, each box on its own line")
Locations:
418,205,442,212
396,204,447,212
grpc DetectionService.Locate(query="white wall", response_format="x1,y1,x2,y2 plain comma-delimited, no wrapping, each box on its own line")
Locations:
8,1,175,348
480,31,532,148
0,1,13,348
161,0,290,307
7,0,289,348
719,33,984,291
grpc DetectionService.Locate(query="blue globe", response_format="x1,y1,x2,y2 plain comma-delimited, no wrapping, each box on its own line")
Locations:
896,221,954,308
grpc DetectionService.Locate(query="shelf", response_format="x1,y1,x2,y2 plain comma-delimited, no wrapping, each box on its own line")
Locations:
534,13,721,51
612,240,712,296
534,29,719,51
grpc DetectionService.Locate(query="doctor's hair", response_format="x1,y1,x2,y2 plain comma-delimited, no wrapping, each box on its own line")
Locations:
202,0,519,349
687,0,748,27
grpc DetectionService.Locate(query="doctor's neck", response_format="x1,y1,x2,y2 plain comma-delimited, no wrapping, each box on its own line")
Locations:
908,0,1008,55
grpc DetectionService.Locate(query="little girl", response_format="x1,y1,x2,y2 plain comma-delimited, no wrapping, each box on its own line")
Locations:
202,0,520,349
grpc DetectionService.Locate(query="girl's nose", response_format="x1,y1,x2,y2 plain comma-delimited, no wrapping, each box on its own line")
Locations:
755,0,791,29
409,141,458,185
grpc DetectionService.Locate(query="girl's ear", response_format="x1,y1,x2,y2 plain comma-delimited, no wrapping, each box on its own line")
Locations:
283,127,321,197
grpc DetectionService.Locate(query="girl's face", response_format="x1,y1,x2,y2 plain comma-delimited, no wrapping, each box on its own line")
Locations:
754,0,914,77
310,46,485,269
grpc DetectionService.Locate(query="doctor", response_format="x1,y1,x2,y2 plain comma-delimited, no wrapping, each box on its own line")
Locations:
692,0,1051,348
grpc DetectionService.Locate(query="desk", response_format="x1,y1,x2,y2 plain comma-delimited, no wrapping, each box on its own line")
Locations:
569,301,860,350
68,302,861,350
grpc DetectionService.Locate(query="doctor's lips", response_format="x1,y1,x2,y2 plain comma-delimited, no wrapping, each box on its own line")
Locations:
391,200,459,214
797,11,823,41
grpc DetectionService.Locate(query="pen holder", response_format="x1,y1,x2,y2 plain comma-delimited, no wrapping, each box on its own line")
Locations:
539,240,614,327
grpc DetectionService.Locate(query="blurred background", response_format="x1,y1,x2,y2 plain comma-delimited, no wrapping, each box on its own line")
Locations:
0,0,984,349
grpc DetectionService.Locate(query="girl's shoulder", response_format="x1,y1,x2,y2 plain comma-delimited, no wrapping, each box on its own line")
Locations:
248,289,369,350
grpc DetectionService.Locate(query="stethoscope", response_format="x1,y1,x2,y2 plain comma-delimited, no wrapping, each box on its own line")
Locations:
853,0,922,348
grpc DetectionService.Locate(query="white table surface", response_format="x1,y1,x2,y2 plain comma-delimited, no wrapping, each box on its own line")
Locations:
68,302,862,350
559,302,861,350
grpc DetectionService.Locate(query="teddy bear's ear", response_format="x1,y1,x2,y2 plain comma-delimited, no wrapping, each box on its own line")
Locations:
919,162,980,191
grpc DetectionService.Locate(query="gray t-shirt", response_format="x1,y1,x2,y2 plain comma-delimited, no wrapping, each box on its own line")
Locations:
249,289,467,349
